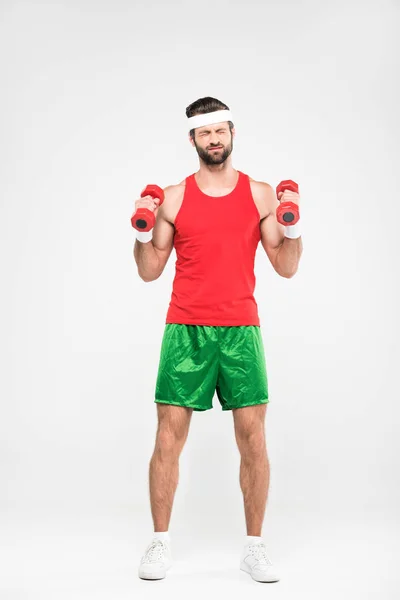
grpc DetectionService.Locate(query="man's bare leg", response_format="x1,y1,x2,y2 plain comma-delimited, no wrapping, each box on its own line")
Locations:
232,404,269,536
149,404,193,531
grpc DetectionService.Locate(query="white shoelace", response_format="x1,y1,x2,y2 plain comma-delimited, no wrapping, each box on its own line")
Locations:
248,542,273,567
142,539,167,563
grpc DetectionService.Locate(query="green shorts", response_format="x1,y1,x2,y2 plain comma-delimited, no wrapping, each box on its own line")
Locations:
155,324,269,411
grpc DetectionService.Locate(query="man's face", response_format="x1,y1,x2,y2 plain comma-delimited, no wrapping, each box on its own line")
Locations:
190,122,234,165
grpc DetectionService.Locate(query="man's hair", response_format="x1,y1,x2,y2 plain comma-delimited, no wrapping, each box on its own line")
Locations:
185,96,234,139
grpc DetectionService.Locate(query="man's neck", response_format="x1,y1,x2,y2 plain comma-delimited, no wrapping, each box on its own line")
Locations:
196,161,237,188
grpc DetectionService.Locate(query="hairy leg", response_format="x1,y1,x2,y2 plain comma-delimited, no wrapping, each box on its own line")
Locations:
233,404,269,536
149,404,193,531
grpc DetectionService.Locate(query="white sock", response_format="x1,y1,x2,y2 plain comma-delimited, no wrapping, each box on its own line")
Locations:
153,531,170,542
246,535,262,545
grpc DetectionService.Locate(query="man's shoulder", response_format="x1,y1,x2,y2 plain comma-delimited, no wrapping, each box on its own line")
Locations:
163,178,187,200
248,175,274,191
247,176,276,218
159,179,187,222
248,176,275,199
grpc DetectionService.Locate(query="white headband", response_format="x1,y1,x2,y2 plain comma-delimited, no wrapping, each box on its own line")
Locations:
187,109,233,131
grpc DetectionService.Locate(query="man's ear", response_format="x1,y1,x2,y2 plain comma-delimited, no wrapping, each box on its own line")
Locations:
189,134,195,147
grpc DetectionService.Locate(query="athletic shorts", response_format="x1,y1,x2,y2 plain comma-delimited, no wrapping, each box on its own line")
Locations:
154,324,269,411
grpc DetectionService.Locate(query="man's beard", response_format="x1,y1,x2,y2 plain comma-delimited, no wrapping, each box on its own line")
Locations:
194,136,233,166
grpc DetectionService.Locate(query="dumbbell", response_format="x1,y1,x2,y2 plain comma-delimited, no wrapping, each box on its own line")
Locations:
131,184,165,232
276,180,300,226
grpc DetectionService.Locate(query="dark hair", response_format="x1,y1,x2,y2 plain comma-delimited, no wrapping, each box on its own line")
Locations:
186,96,234,139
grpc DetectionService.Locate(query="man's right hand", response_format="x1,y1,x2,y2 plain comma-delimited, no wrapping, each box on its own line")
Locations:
135,193,161,217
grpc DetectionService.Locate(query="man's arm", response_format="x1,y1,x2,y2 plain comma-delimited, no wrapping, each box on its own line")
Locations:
259,183,303,278
133,187,175,281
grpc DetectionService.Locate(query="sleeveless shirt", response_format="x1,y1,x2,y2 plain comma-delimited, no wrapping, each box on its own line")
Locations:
165,170,261,326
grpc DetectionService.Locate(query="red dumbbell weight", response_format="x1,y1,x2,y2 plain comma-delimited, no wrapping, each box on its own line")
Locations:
276,180,300,226
131,184,165,232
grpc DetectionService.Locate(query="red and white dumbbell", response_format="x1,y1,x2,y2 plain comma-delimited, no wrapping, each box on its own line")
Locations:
276,180,300,226
131,184,165,232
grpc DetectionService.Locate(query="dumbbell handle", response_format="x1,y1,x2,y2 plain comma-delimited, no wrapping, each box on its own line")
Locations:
276,180,300,226
131,184,165,233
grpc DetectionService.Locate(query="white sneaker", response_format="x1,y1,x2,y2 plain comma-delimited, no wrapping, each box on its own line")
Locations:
240,541,280,582
138,538,172,580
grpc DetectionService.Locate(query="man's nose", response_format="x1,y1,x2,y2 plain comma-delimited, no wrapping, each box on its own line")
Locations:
210,133,220,144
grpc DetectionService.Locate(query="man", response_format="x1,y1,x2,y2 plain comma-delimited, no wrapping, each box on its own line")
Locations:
133,96,303,582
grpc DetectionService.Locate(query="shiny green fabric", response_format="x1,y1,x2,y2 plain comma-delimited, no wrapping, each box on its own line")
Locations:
155,324,269,411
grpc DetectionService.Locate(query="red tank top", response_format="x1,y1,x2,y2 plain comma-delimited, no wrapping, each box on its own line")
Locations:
165,170,261,326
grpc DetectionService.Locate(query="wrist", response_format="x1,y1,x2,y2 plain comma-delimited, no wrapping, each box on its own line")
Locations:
135,229,153,243
284,221,301,239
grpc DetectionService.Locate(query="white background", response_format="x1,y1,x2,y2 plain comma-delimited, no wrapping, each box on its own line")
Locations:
1,0,399,598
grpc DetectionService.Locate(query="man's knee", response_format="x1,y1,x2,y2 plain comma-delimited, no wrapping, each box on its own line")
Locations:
236,429,266,458
233,405,266,455
154,405,192,458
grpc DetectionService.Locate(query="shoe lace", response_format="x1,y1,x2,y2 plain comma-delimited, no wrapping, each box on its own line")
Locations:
143,539,167,563
249,542,273,566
